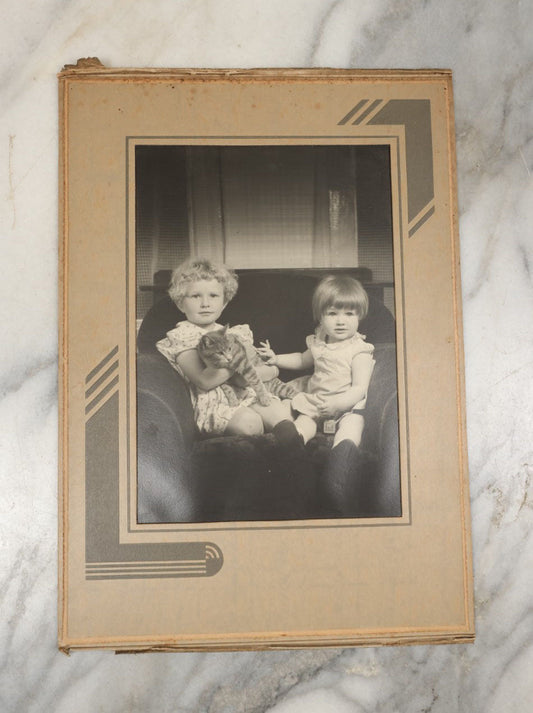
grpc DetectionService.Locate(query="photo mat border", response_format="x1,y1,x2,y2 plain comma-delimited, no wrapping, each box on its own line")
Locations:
87,96,436,577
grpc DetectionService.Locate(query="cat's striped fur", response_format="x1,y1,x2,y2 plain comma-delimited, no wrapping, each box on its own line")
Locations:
197,326,299,407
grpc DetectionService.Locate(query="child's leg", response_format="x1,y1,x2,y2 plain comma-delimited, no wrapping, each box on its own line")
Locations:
253,400,317,444
225,406,264,436
251,398,292,431
252,399,307,450
324,414,369,517
333,413,364,448
294,414,317,444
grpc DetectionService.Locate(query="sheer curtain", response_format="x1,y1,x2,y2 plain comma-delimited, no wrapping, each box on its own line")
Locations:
186,146,359,269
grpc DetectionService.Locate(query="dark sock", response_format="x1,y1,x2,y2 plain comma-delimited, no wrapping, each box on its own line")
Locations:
272,420,304,448
324,439,363,517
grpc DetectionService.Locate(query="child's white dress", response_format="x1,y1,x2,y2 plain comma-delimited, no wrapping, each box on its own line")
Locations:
156,321,258,435
292,329,375,420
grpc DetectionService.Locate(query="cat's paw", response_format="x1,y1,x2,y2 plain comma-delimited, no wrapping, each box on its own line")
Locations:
258,393,273,407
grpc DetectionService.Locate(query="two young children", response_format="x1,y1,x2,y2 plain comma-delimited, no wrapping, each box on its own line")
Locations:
156,257,375,455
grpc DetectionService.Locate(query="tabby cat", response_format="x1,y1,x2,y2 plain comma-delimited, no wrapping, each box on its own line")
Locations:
197,326,299,407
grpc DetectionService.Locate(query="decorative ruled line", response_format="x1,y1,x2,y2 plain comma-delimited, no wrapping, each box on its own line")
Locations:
85,345,119,383
408,203,435,237
85,346,120,416
337,99,369,125
86,573,208,580
85,375,119,414
85,544,224,580
85,360,119,398
86,561,208,580
355,99,386,125
87,567,207,575
352,99,383,125
86,559,208,568
86,565,207,573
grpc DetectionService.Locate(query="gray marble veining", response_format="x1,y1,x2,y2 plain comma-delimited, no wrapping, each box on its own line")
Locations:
1,0,532,711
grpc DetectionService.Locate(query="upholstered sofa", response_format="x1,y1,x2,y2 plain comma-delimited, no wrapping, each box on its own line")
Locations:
136,269,401,523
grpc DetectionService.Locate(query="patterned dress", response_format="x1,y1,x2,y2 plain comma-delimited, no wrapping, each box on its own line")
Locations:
156,321,258,435
291,328,375,420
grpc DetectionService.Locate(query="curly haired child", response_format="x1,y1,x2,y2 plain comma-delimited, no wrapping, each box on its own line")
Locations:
156,257,300,447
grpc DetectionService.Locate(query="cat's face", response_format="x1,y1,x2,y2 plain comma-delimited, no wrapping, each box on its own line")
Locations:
198,329,239,367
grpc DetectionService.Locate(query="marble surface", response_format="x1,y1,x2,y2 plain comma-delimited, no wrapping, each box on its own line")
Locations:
1,0,532,711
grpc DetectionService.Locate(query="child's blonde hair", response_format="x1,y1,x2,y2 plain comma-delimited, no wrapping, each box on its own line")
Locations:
168,258,238,306
312,275,369,323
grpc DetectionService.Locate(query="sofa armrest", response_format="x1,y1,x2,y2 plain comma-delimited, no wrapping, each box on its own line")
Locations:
372,392,402,516
136,353,198,523
361,344,397,452
360,343,401,516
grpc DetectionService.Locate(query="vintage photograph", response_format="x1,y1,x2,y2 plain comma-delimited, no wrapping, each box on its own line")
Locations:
135,143,401,524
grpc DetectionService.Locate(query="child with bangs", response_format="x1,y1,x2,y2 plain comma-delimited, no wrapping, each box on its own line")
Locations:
258,274,375,450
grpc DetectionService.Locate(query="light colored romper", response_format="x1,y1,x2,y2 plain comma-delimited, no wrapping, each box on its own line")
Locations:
291,329,375,420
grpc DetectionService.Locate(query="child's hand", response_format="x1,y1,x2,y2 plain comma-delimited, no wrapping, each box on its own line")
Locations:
316,394,342,418
257,340,277,365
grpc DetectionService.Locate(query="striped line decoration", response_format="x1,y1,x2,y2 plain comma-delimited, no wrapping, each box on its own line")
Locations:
338,99,436,237
337,99,368,125
85,346,119,416
337,99,385,126
408,200,435,237
85,544,224,580
86,561,207,580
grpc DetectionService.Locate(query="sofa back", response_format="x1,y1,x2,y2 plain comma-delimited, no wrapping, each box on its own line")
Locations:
137,268,396,356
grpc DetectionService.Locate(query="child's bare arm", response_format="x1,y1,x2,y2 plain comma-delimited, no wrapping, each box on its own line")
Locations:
255,363,281,381
177,349,233,391
258,341,313,371
317,353,375,416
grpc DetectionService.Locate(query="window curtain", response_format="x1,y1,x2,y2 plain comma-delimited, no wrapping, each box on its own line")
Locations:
185,146,359,269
